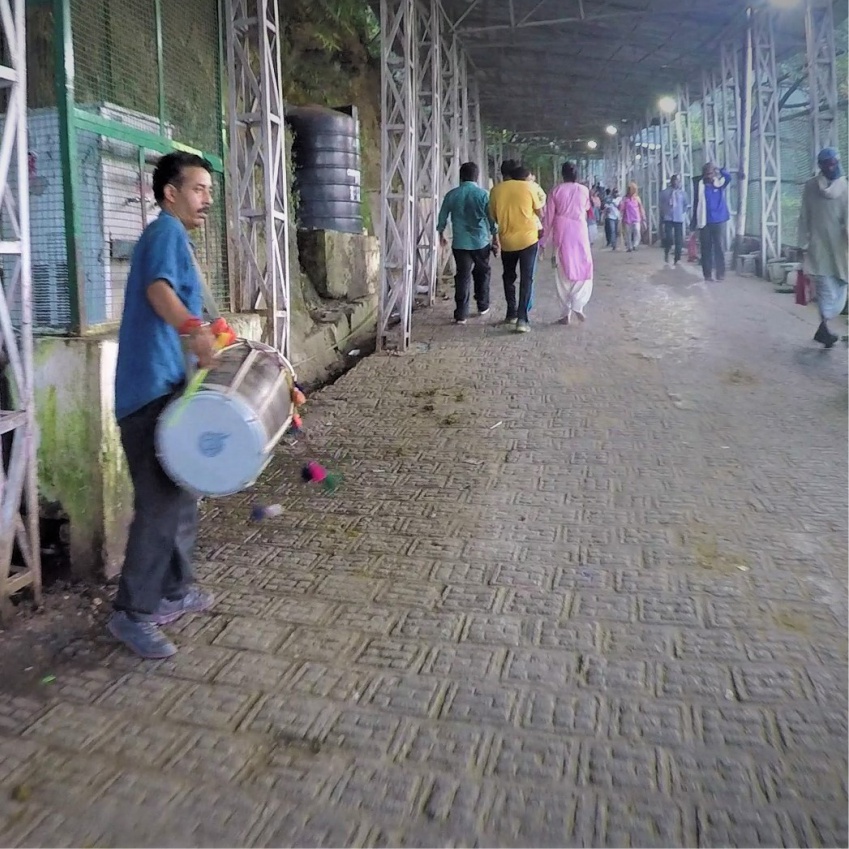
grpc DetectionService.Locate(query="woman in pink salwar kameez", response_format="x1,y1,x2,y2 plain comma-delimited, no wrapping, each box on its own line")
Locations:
541,162,594,324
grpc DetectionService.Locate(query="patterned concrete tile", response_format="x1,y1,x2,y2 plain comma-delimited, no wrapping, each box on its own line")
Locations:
2,250,846,846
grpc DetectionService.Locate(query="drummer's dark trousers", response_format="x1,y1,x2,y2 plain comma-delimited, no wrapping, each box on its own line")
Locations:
114,393,198,617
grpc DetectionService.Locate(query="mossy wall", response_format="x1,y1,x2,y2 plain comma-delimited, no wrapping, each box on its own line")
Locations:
34,337,131,579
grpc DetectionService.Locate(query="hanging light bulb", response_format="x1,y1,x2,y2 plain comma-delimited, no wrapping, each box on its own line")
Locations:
658,95,677,114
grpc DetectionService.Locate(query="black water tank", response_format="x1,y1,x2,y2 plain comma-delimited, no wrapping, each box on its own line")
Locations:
287,105,363,234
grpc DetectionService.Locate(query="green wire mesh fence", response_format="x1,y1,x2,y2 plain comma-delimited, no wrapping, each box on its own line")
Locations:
7,0,229,333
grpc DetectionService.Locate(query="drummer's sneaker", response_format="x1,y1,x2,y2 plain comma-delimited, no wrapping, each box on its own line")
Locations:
107,611,177,660
152,585,215,625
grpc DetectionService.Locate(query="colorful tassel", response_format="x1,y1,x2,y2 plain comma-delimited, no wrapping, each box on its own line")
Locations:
301,461,342,493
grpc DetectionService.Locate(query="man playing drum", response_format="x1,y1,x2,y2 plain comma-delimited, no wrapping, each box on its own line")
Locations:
108,152,218,659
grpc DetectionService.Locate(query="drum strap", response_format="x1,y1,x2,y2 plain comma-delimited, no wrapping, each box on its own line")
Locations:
191,252,222,322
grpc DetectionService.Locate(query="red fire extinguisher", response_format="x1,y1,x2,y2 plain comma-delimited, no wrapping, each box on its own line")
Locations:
687,231,699,263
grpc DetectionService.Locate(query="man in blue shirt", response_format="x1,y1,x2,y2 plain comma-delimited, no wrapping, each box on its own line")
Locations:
692,162,732,281
659,174,689,266
109,152,217,659
437,161,499,324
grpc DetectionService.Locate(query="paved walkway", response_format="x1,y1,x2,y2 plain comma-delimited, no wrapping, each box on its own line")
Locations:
1,247,847,848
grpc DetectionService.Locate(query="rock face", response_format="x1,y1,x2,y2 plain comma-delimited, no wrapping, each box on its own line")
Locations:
297,229,379,301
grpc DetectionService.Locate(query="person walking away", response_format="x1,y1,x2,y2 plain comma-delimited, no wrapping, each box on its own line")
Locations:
541,161,594,325
525,171,547,314
110,151,218,659
591,189,602,227
620,183,646,252
585,185,599,245
604,188,621,249
691,162,731,281
436,161,499,325
798,147,848,348
527,171,547,240
489,163,543,332
659,174,689,266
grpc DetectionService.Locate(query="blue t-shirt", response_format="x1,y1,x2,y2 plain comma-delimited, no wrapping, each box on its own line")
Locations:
436,182,497,250
704,169,732,224
114,211,203,421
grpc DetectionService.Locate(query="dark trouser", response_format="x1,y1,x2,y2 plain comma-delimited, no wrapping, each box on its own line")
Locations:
663,221,684,263
452,247,491,320
501,242,539,321
114,393,198,617
699,222,726,280
604,219,619,248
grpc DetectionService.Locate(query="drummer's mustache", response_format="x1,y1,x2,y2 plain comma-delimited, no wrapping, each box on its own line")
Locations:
198,206,210,214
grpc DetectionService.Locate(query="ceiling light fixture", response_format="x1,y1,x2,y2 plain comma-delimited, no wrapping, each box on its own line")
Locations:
658,95,677,114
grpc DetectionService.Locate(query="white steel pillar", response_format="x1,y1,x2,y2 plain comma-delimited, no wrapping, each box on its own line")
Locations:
0,0,40,617
646,114,660,243
659,109,674,187
719,41,741,241
439,28,460,279
225,0,291,354
615,137,624,190
469,77,485,175
457,49,470,163
753,7,782,266
701,70,718,164
675,85,694,209
805,0,839,161
603,138,616,188
414,0,441,304
378,0,416,350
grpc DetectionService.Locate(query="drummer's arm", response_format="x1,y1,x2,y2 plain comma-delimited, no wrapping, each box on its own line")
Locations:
147,280,216,368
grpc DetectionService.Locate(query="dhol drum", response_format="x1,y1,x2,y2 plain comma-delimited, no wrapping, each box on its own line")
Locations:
156,339,296,496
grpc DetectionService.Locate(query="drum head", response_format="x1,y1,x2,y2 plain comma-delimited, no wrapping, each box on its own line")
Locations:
156,391,269,496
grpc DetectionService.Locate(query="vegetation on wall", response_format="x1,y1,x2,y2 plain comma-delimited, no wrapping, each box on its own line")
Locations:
280,0,380,234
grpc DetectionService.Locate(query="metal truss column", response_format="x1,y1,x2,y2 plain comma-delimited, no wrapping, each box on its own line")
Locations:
719,41,741,239
701,71,719,164
805,0,839,159
659,110,674,187
618,137,626,186
225,0,291,354
752,7,782,266
0,0,41,616
457,49,470,163
625,128,636,185
603,138,616,188
439,27,460,278
675,85,694,209
468,76,484,173
414,0,441,305
378,0,416,350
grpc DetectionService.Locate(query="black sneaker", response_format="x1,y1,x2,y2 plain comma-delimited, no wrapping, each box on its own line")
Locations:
814,323,838,348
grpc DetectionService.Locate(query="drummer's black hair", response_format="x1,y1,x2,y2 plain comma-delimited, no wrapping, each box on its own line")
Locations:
152,152,213,204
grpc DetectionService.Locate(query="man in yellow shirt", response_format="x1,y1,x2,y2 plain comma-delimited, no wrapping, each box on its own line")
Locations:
527,172,547,235
489,163,544,332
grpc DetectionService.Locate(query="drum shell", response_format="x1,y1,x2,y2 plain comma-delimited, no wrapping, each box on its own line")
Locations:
155,340,295,497
201,343,292,441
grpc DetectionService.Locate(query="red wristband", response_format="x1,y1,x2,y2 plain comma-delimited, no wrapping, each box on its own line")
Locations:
178,317,203,335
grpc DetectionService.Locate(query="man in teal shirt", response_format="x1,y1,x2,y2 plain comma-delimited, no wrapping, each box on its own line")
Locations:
437,161,499,324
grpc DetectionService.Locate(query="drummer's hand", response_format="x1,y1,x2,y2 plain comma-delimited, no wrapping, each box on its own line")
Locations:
189,326,216,369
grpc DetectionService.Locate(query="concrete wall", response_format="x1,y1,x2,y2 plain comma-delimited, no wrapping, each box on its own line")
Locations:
33,231,379,580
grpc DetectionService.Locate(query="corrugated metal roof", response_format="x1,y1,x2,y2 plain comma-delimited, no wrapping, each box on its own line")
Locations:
436,0,825,140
